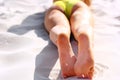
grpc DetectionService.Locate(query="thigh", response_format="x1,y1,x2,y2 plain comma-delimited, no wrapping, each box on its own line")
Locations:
44,6,70,32
70,1,94,39
70,1,94,30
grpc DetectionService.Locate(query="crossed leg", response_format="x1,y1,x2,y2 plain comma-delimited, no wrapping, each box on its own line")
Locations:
70,1,94,79
44,7,76,78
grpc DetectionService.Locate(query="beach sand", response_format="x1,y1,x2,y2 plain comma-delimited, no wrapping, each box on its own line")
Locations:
0,0,120,80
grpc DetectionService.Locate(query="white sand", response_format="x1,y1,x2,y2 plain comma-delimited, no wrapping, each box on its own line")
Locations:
0,0,120,80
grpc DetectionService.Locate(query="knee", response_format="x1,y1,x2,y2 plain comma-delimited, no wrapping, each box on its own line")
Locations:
49,25,70,44
50,25,70,37
75,25,93,39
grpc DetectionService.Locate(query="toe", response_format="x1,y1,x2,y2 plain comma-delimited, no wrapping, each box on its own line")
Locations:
90,66,94,72
83,74,89,79
88,71,94,79
77,74,84,78
62,75,67,78
88,66,94,77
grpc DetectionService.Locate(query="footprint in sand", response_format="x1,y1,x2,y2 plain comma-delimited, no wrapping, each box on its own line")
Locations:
94,63,109,79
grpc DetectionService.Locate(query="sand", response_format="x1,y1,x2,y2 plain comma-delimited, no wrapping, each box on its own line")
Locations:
0,0,120,80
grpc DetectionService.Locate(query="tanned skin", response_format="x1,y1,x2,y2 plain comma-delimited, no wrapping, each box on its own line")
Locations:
44,0,94,79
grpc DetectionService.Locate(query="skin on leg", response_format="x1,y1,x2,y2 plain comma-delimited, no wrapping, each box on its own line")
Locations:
44,6,76,78
83,0,92,6
70,1,94,79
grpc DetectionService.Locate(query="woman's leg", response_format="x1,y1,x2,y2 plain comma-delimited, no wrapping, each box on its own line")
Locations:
83,0,92,6
44,6,76,78
70,1,94,78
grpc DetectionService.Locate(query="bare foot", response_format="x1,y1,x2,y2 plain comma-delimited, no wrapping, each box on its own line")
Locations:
74,34,94,79
57,34,76,78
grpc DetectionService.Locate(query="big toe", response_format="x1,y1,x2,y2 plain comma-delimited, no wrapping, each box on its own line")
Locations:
88,67,94,78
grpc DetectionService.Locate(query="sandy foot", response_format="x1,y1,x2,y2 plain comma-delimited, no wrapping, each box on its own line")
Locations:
74,33,94,79
57,34,76,78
